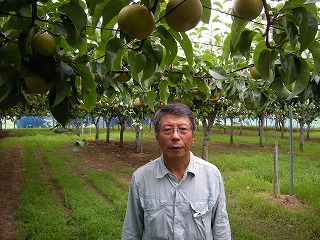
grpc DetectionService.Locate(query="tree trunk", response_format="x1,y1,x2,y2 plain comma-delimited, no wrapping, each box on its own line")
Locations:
230,117,234,144
135,125,141,153
259,115,264,147
94,117,100,140
104,116,111,143
299,118,304,152
273,116,280,198
223,118,227,134
201,116,215,161
119,116,125,147
200,106,220,161
306,123,311,141
79,118,84,134
202,126,211,161
239,116,243,135
265,114,268,145
280,120,285,139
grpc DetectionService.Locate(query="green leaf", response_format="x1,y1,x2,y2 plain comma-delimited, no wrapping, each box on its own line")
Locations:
230,12,248,52
198,80,210,98
50,97,71,127
308,40,320,81
85,0,104,16
2,41,21,63
0,0,22,11
155,25,178,67
113,47,125,71
169,31,194,70
8,5,32,30
293,7,318,53
52,61,73,107
91,2,106,30
141,51,156,81
279,53,297,85
151,42,164,66
105,36,122,72
158,80,170,103
238,30,256,60
288,57,310,98
130,52,147,73
145,88,158,111
59,2,87,47
270,76,291,98
128,51,141,82
283,0,317,11
60,2,87,35
257,49,278,82
141,40,157,81
165,72,183,86
281,15,299,49
0,78,14,102
222,33,231,64
200,0,211,24
209,67,227,80
253,41,267,67
57,15,82,47
74,64,97,111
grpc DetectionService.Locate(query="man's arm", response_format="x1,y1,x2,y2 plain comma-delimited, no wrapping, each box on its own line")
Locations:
122,176,144,240
212,174,231,240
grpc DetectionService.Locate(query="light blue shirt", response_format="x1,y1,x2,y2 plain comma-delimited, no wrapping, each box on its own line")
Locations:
122,152,231,240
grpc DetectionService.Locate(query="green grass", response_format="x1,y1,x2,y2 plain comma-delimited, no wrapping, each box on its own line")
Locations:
1,126,319,239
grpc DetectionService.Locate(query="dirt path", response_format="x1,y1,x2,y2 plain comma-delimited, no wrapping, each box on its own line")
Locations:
0,134,22,240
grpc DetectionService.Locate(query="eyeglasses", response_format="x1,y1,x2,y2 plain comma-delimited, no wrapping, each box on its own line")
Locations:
160,127,191,135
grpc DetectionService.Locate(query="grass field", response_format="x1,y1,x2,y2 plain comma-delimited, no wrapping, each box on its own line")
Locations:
0,126,319,239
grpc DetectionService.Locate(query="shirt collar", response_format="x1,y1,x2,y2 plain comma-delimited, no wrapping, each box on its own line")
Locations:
156,152,196,179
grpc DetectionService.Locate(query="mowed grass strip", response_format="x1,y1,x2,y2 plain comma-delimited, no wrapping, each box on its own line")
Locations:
208,131,320,240
14,133,125,239
13,136,72,240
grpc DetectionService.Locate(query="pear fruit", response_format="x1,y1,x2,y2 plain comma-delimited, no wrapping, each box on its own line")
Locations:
31,33,56,56
165,0,203,32
24,75,53,94
233,0,263,21
249,66,262,79
133,97,146,108
118,4,155,40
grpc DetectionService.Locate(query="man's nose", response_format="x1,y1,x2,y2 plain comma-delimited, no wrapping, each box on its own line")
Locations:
172,128,180,138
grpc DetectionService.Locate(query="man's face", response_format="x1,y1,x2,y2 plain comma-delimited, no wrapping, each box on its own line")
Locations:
156,114,195,162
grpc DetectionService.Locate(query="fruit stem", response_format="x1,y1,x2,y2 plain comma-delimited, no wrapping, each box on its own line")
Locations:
262,0,272,49
151,0,159,14
31,0,37,27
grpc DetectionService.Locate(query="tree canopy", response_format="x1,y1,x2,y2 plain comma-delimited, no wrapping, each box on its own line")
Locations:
0,0,319,127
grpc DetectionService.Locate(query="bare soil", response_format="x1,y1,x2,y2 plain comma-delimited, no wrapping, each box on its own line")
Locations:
0,131,22,240
0,131,306,239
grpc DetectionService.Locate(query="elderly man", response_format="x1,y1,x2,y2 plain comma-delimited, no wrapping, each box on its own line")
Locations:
122,102,231,239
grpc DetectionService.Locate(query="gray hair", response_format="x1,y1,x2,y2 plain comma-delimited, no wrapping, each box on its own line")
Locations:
153,102,196,134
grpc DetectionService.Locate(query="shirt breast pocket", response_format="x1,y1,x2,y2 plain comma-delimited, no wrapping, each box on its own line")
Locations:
141,198,168,238
190,200,216,238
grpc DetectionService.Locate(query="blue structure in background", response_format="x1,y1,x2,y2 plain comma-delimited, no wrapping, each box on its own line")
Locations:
17,116,50,128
